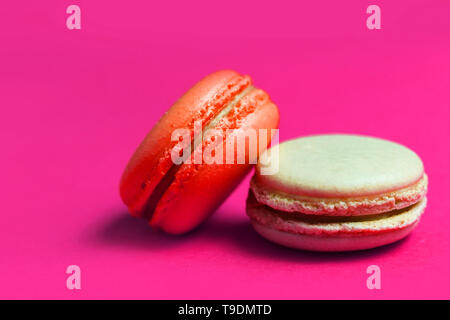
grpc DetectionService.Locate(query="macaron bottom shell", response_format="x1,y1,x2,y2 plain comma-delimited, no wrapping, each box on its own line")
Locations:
250,220,420,252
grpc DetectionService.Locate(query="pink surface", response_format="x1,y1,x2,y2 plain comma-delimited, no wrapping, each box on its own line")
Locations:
0,1,449,299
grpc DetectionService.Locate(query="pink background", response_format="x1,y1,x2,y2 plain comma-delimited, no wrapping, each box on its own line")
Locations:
1,1,449,299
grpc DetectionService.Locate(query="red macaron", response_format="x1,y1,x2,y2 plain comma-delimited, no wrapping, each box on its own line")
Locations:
120,70,279,234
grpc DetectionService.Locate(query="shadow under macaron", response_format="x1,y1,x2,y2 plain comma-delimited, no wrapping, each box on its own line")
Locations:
200,211,411,263
90,208,410,263
90,211,182,251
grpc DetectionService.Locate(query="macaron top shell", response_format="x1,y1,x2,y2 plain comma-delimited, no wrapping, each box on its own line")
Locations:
255,134,424,198
120,70,251,217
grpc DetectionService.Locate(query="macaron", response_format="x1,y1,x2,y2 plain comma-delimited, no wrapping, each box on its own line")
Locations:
120,70,279,234
247,134,428,251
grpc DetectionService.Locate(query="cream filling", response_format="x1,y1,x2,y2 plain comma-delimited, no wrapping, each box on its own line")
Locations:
248,197,427,234
181,85,255,161
251,174,428,216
